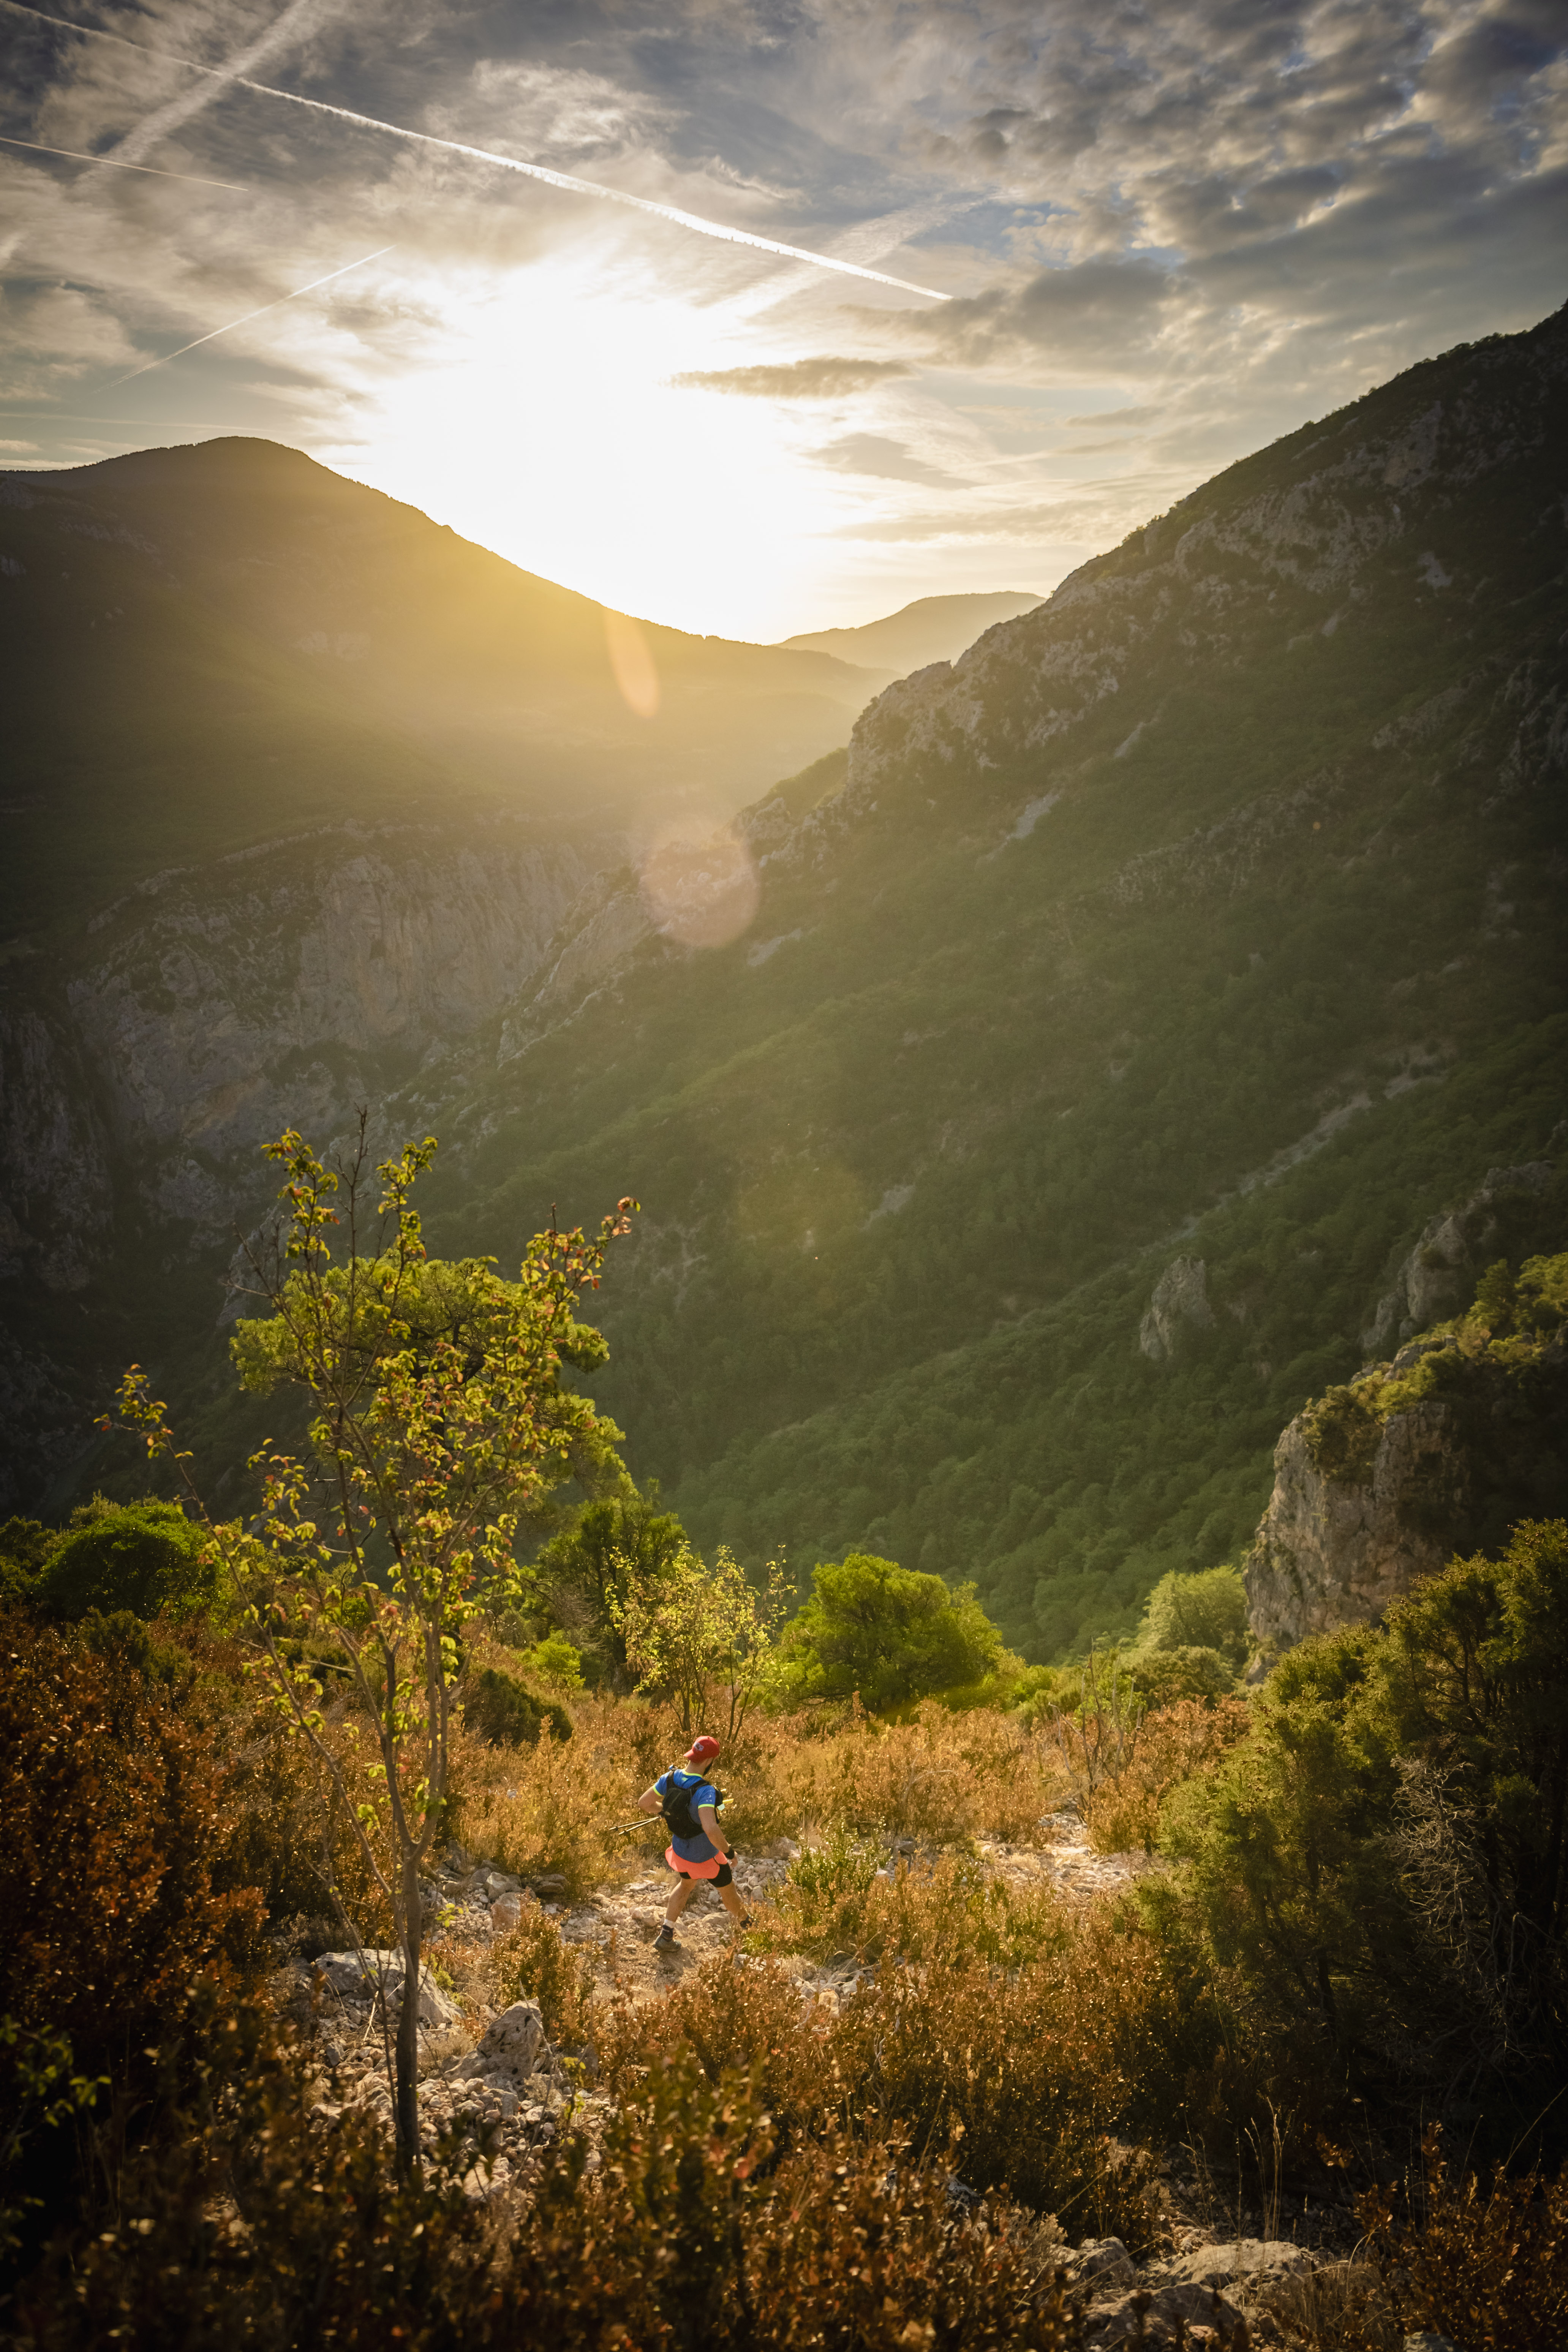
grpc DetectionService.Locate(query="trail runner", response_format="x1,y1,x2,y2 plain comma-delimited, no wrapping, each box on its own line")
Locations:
638,1734,751,1951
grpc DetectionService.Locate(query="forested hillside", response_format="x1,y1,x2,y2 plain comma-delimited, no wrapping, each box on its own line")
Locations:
390,301,1568,1659
8,311,1566,1663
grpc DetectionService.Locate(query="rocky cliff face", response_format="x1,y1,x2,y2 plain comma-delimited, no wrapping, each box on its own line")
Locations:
4,818,613,1280
1361,1161,1558,1350
1244,1372,1472,1655
840,305,1568,817
0,812,629,1506
1245,1213,1568,1660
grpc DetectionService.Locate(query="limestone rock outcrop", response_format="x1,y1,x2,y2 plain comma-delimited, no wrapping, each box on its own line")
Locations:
1139,1257,1214,1363
1362,1162,1557,1351
1244,1373,1470,1652
1246,1290,1568,1658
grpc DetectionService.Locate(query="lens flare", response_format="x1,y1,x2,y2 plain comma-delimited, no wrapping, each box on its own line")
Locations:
603,607,659,718
639,824,759,950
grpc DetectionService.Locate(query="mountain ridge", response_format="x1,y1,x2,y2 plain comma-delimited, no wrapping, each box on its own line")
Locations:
5,310,1566,1661
778,590,1043,673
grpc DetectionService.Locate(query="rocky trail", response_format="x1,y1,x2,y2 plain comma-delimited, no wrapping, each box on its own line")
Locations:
271,1823,1370,2343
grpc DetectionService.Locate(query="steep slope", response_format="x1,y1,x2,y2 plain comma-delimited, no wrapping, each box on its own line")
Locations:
780,591,1042,673
11,311,1568,1655
0,441,884,1508
373,301,1567,1657
0,438,873,944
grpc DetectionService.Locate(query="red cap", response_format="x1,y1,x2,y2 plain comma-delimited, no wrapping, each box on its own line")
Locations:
686,1735,721,1765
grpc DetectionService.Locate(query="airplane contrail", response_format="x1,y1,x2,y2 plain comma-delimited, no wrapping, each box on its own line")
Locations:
106,0,330,168
0,131,246,190
110,243,394,385
2,0,950,300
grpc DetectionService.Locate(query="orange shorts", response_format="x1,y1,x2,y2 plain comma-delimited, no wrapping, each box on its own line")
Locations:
667,1843,732,1886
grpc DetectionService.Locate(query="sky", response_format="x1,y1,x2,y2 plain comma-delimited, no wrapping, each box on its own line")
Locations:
2,0,1564,640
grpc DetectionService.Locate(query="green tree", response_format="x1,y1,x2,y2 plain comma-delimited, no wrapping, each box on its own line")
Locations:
615,1543,791,1741
0,1517,54,1607
1134,1565,1249,1670
115,1122,634,2173
1148,1519,1568,2113
36,1497,217,1622
532,1479,687,1686
770,1554,1005,1713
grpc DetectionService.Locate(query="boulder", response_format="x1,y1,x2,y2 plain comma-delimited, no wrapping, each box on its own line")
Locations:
1086,2281,1246,2346
1076,2238,1134,2286
311,1950,460,2030
469,2000,547,2086
1171,2238,1317,2287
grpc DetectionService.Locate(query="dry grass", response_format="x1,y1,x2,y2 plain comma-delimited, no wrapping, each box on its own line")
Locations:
1078,1698,1253,1855
446,1677,1072,1894
598,1857,1173,2242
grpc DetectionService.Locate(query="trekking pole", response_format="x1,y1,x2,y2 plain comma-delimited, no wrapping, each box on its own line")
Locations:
607,1817,661,1837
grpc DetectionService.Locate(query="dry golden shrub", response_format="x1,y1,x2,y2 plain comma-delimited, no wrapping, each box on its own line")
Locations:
600,1873,1170,2243
745,1702,1064,1847
446,1685,1067,1893
446,1694,645,1894
1082,1697,1253,1855
487,1905,597,2046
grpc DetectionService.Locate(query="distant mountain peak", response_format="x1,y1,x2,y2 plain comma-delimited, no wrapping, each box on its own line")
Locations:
778,590,1043,677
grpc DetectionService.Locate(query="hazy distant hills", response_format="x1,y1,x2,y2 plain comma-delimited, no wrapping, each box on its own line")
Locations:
779,591,1042,675
5,313,1567,1661
0,438,873,944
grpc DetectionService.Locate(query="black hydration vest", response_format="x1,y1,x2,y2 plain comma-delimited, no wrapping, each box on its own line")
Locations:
660,1769,724,1842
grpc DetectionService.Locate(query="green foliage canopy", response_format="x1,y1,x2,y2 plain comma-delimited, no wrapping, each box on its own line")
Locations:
37,1499,218,1623
1149,1517,1568,2111
531,1481,687,1686
770,1554,1006,1712
1134,1566,1248,1671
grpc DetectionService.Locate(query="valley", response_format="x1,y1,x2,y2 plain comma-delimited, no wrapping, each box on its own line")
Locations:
4,308,1567,1663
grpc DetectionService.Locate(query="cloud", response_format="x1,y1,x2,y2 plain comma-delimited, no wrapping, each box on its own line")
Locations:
672,354,912,395
1059,404,1160,427
811,430,961,484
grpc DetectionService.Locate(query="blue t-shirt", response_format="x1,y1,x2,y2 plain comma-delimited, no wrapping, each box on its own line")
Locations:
657,1769,720,1862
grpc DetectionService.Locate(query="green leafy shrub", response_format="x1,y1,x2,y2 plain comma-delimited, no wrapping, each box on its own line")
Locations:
0,1517,52,1606
1134,1565,1249,1669
461,1664,572,1748
531,1478,688,1685
36,1498,218,1622
1145,1517,1568,2142
522,1632,585,1690
1122,1644,1238,1707
770,1553,1007,1710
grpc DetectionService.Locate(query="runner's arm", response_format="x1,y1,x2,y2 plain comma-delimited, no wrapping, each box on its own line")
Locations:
698,1803,734,1859
637,1784,663,1816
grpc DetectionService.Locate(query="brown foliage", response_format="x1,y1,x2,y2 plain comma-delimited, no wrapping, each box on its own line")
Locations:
1354,2126,1568,2352
1081,1698,1253,1856
13,2025,1099,2352
601,1864,1168,2246
0,1613,264,2061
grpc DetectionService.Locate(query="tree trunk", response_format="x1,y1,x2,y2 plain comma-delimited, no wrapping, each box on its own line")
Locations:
395,1851,423,2177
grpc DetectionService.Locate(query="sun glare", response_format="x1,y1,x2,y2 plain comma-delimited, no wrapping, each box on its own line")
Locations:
337,244,858,639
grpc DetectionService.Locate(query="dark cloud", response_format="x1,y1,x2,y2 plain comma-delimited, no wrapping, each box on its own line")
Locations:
920,259,1179,370
672,355,912,395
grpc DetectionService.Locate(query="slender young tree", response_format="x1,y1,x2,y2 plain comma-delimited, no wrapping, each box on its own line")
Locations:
114,1121,634,2172
613,1543,791,1743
